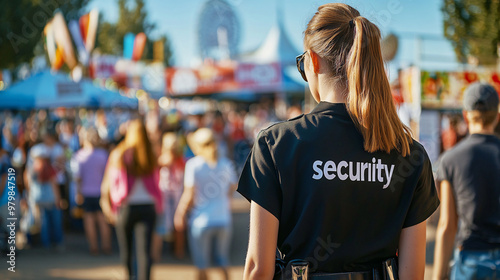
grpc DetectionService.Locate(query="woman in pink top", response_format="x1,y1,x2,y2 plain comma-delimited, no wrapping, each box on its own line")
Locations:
101,119,162,280
152,132,186,262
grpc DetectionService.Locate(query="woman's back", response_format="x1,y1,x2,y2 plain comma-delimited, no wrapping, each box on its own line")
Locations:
238,102,438,272
185,155,237,228
73,147,108,197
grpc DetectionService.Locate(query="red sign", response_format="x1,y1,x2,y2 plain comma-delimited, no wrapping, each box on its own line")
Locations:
236,62,281,90
166,62,283,96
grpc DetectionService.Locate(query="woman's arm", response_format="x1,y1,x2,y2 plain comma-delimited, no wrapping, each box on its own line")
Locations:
174,186,194,232
398,220,427,280
99,163,115,224
244,201,279,280
432,180,458,280
51,178,61,209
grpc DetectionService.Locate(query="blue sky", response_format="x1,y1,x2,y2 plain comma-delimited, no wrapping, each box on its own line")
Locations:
87,0,458,72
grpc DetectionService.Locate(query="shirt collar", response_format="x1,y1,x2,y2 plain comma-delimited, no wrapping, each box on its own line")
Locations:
309,101,349,117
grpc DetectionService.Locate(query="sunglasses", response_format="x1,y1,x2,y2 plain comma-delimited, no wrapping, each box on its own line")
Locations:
296,51,308,82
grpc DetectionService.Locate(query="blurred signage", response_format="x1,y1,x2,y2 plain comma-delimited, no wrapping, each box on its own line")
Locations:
57,82,82,96
166,62,283,96
419,110,441,165
236,62,281,90
142,62,165,93
421,70,500,109
89,54,119,79
166,62,237,96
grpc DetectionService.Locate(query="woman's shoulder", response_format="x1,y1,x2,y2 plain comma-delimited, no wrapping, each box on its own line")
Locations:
407,139,432,165
185,155,203,168
257,114,307,140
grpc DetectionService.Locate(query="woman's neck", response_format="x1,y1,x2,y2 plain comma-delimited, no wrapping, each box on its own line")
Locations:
318,76,347,103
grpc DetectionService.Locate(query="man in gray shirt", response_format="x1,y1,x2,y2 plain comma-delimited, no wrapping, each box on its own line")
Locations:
433,82,500,280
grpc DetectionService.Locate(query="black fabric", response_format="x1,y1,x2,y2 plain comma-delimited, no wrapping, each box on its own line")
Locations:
237,102,439,273
82,196,101,212
437,134,500,251
116,204,156,280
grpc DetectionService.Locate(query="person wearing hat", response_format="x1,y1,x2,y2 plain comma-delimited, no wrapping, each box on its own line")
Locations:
174,128,238,280
433,82,500,280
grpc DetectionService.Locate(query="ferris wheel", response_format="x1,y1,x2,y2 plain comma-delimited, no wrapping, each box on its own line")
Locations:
197,0,241,61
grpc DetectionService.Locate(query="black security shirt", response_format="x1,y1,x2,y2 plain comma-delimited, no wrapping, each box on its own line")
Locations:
437,134,500,250
237,102,439,272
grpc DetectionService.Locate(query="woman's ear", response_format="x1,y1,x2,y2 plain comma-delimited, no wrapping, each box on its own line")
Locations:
309,50,321,74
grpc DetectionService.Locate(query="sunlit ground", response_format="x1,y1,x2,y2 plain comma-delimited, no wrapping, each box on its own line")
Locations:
0,201,440,280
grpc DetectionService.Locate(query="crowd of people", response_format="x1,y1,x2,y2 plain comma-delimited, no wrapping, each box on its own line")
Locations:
0,99,292,280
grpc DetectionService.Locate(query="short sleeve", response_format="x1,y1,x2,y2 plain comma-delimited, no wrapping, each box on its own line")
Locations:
403,151,440,228
237,131,282,220
52,144,64,159
70,157,81,179
184,158,196,188
436,154,452,183
220,158,238,186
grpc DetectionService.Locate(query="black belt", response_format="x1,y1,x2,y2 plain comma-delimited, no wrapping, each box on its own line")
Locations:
310,271,375,280
274,258,398,280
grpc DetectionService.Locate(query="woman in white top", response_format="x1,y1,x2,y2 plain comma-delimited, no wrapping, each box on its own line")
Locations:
175,128,238,280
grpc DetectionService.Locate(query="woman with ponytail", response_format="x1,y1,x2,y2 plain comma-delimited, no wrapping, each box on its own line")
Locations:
237,3,439,280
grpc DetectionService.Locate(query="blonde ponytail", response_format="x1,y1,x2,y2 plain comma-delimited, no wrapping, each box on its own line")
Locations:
347,17,412,156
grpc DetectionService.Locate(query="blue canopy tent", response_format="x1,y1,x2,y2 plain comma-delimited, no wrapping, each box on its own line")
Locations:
0,70,137,109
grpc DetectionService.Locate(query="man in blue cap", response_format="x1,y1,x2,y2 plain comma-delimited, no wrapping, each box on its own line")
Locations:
433,82,500,280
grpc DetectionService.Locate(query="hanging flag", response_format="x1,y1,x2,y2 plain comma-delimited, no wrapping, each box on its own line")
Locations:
79,13,89,45
85,9,99,52
44,20,57,68
68,20,89,66
153,40,164,62
53,48,65,70
124,33,135,60
132,32,147,61
52,12,77,69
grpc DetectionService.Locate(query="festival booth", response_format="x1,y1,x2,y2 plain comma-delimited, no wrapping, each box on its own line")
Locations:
165,17,306,107
399,67,500,164
0,70,137,109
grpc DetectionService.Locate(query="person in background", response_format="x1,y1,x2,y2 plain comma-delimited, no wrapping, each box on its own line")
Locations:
433,82,500,280
152,132,186,261
59,119,80,153
27,129,67,212
101,119,163,280
26,150,63,250
72,127,111,255
175,128,238,280
0,143,16,253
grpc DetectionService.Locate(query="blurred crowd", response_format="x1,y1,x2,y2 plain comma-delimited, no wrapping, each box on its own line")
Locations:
0,98,298,279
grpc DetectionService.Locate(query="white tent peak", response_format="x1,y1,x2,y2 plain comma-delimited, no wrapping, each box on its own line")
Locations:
238,0,300,66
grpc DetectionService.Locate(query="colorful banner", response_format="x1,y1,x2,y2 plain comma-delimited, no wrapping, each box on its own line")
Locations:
235,62,281,90
123,33,135,60
52,12,77,69
166,62,237,95
166,62,285,96
132,32,147,61
421,70,500,109
85,9,99,52
68,20,89,66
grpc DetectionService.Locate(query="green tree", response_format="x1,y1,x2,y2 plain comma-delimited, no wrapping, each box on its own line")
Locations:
443,0,500,65
96,0,173,66
0,0,90,69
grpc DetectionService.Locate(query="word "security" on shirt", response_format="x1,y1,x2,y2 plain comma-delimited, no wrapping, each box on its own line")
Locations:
312,158,396,189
